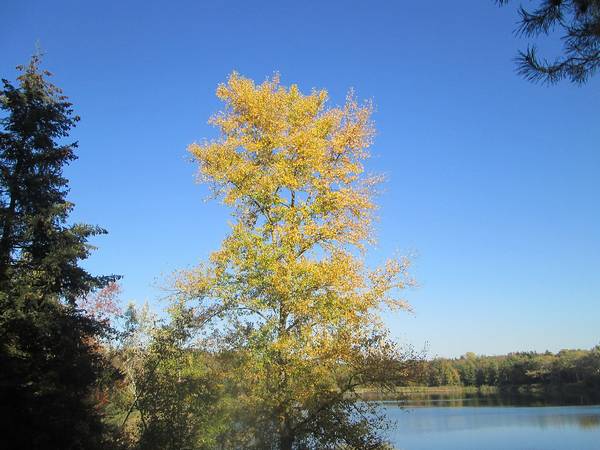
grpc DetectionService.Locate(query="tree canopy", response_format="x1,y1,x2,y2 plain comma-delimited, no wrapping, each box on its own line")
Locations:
180,73,413,449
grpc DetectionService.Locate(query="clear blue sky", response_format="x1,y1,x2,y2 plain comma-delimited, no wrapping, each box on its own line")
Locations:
2,1,598,357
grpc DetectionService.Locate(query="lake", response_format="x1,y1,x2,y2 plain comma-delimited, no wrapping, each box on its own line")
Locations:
382,392,600,450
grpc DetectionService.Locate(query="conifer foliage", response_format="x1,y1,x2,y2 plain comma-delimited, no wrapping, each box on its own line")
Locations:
498,0,600,83
0,56,118,449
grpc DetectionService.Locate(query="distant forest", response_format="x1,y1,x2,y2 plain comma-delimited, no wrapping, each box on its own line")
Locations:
411,346,600,388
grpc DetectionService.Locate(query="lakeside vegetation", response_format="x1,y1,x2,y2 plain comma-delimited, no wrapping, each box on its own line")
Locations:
412,347,600,389
357,347,600,403
2,1,600,446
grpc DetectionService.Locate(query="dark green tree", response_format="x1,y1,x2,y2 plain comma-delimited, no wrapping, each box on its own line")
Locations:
0,55,119,449
498,0,600,83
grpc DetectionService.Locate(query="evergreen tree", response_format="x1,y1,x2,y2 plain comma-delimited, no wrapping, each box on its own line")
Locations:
0,55,118,449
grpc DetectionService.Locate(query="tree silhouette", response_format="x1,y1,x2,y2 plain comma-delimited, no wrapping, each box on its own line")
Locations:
498,0,600,84
0,55,119,449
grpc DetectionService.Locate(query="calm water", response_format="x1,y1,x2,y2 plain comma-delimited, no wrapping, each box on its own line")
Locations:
382,394,600,450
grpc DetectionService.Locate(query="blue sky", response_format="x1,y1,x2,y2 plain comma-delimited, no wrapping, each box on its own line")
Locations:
2,1,599,357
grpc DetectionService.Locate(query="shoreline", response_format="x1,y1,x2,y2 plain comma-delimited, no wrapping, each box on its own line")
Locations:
356,383,600,403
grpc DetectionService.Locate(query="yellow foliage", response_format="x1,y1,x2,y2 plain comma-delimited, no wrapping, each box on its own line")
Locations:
180,73,412,446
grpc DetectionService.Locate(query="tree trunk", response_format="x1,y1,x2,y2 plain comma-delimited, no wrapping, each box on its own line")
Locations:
0,158,23,285
279,432,294,450
0,191,17,284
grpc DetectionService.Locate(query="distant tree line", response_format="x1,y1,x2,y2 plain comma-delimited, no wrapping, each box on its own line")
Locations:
413,347,600,389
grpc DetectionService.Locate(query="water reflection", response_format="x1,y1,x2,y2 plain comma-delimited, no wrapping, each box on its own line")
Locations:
578,414,600,429
383,405,600,432
362,389,600,408
375,391,600,449
383,404,600,450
